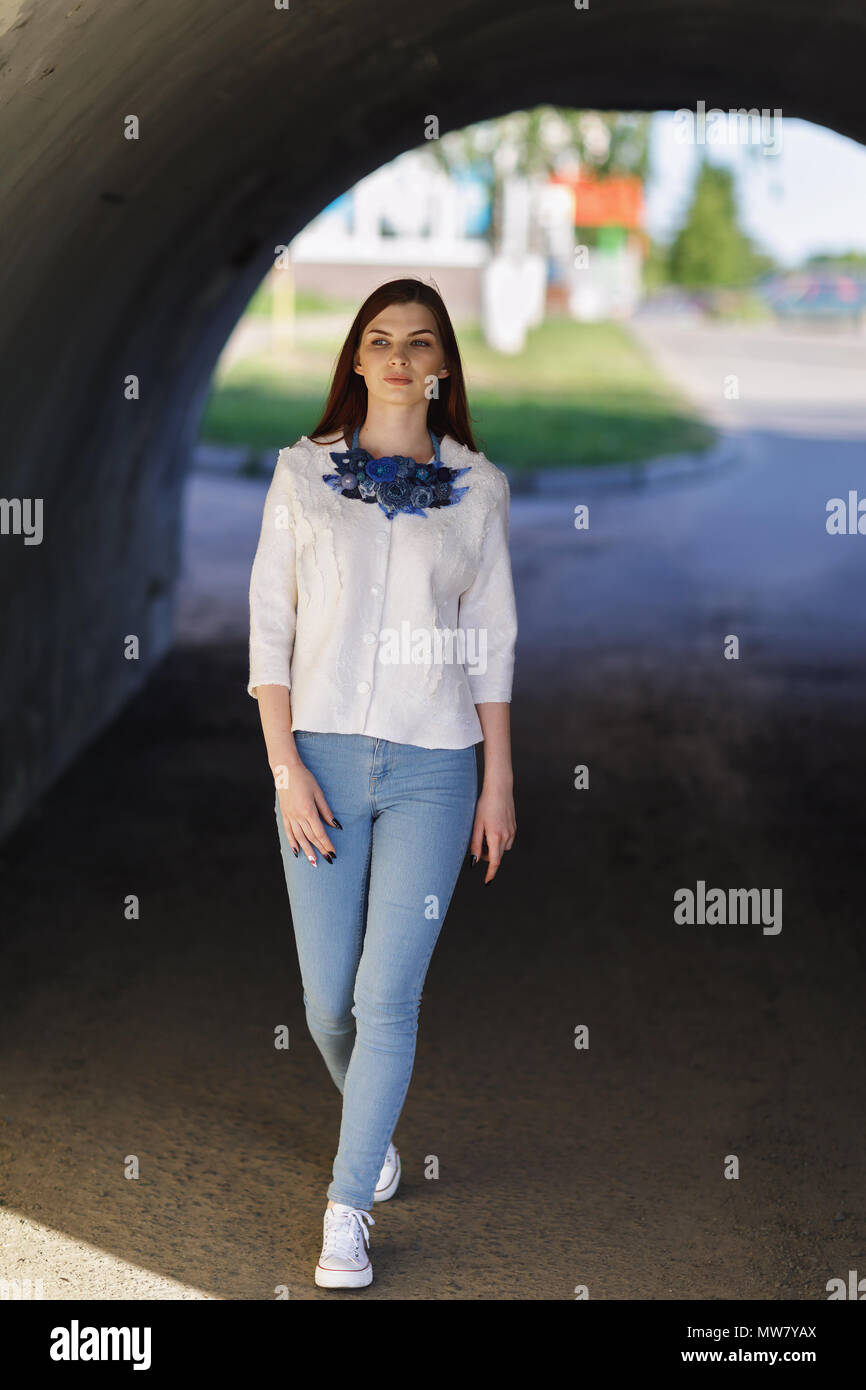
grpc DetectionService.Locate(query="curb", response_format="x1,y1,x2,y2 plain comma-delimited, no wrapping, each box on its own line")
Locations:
501,430,744,497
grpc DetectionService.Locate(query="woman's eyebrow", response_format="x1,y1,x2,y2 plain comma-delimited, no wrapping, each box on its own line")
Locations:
365,326,435,336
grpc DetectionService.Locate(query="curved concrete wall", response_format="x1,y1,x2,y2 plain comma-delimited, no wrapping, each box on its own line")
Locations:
0,0,863,834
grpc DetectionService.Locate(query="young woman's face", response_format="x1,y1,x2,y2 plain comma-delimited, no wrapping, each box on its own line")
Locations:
353,301,450,407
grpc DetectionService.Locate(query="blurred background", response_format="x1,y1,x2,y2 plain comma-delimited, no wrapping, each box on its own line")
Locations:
178,107,866,699
193,108,866,476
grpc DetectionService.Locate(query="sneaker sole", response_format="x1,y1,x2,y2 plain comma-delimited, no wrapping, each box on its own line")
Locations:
315,1261,373,1289
373,1151,401,1203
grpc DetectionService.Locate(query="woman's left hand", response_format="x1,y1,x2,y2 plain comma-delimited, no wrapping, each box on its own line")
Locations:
469,781,516,883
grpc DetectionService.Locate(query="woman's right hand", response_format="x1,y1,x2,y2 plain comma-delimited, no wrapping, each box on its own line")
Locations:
276,764,341,866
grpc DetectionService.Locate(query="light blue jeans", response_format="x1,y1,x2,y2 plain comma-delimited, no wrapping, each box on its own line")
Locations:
274,731,478,1210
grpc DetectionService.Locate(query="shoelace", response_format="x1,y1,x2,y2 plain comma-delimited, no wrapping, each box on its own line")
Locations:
323,1205,375,1262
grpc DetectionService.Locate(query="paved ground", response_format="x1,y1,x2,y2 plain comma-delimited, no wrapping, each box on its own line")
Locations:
1,316,865,1300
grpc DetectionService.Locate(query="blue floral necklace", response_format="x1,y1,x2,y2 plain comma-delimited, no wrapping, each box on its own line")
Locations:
322,425,471,520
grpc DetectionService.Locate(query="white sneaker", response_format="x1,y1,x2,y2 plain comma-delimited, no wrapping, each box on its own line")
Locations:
315,1203,374,1288
373,1142,401,1202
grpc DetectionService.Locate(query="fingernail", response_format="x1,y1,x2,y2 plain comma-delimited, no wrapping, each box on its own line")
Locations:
292,846,298,858
471,854,477,865
308,857,317,867
325,852,335,863
331,817,342,829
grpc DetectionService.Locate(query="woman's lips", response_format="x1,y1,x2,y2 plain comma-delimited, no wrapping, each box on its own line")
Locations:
384,375,412,383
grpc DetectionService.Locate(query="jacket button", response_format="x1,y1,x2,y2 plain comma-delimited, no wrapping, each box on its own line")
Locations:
356,680,370,694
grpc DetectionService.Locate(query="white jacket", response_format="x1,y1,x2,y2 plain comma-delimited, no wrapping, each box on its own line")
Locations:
248,433,517,749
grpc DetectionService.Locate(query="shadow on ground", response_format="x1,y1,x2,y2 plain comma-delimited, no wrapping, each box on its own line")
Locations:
0,642,864,1299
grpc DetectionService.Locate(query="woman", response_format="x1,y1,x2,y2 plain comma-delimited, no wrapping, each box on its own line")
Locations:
247,277,518,1289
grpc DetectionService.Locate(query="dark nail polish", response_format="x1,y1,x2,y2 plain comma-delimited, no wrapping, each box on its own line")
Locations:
471,854,477,865
325,852,335,863
331,817,343,829
292,846,298,858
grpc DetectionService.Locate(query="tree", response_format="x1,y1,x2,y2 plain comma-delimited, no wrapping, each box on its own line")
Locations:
804,250,866,271
668,158,769,289
426,107,651,253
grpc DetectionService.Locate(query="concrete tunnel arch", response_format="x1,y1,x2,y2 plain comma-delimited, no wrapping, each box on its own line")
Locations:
1,0,863,835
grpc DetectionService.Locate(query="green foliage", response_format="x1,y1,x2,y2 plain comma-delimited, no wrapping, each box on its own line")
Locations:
803,250,866,271
642,237,673,290
668,158,771,289
427,107,651,250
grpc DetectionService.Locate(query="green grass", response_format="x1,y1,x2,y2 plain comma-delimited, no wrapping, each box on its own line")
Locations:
199,314,716,470
454,318,716,467
243,284,359,317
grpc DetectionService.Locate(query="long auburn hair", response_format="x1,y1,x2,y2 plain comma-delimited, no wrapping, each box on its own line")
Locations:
307,278,480,453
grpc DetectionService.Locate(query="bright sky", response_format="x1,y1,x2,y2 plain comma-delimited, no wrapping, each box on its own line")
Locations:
644,112,866,268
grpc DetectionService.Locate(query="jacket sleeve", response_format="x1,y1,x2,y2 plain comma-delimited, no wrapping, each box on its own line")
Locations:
457,470,518,704
247,448,298,698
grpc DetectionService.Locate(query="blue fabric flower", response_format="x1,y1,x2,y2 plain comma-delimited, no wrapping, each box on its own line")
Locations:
409,483,436,509
365,455,399,482
322,427,471,519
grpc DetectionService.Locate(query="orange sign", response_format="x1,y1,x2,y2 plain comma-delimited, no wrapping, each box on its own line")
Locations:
550,172,644,230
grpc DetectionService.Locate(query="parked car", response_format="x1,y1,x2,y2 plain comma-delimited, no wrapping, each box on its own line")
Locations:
759,271,866,326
